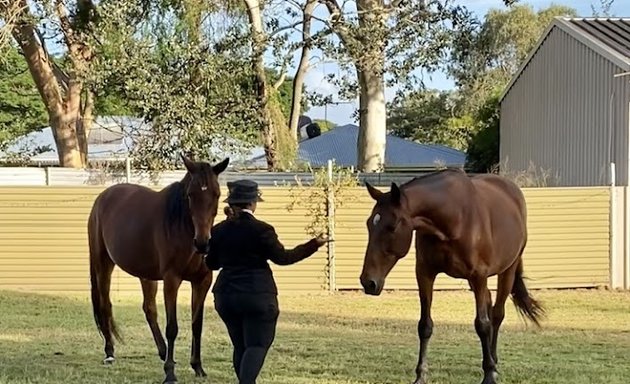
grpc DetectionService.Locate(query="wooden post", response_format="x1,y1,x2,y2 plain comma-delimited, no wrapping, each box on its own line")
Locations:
327,159,336,292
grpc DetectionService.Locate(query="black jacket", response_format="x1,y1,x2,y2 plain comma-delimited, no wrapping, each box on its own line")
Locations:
206,212,320,294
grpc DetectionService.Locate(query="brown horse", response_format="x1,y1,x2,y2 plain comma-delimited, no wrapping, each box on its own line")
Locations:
88,155,229,384
359,169,544,384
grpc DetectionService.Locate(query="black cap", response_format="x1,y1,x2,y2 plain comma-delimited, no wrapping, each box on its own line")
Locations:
224,179,264,204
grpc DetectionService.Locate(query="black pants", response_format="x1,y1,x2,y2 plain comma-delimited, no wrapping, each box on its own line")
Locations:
214,292,280,384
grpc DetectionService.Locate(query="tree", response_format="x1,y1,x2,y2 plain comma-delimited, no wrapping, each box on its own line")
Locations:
465,93,500,172
314,1,519,172
88,0,260,170
387,89,473,150
0,46,47,146
1,0,98,168
288,0,316,143
449,4,576,113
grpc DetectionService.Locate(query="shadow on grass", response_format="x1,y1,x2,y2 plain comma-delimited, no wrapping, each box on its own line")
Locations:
0,290,629,384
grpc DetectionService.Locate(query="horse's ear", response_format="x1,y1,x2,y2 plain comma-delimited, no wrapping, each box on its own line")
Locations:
213,157,230,175
365,182,383,201
390,182,401,205
181,154,197,173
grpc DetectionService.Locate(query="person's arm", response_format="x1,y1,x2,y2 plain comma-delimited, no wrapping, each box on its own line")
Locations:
259,225,327,266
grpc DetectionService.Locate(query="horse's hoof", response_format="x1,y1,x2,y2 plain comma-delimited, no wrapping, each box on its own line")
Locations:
480,371,499,384
191,363,207,378
103,356,115,365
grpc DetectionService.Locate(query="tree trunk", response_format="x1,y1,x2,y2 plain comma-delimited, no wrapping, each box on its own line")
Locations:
356,66,386,172
288,0,316,143
244,0,277,170
10,0,89,168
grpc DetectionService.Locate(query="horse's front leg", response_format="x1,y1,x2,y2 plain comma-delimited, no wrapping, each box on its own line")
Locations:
163,274,183,384
413,268,437,384
190,272,213,377
470,276,498,384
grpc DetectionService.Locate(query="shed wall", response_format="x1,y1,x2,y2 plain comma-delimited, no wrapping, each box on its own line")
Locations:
501,26,630,186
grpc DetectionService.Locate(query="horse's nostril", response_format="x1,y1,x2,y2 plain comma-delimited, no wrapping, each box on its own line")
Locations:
367,280,378,292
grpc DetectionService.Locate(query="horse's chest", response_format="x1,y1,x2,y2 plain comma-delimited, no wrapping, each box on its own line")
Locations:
417,239,471,278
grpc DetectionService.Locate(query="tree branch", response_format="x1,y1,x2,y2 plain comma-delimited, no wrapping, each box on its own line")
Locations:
272,71,287,90
318,0,355,46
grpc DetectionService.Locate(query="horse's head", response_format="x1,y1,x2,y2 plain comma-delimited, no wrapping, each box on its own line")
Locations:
360,182,415,295
181,154,229,254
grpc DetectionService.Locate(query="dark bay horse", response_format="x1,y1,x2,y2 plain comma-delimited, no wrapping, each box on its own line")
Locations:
359,169,544,384
88,155,229,384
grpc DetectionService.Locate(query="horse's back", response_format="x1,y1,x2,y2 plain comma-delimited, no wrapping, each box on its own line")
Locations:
470,174,526,219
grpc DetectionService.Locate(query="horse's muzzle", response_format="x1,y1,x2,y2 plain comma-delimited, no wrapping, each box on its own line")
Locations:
360,277,382,296
194,239,210,254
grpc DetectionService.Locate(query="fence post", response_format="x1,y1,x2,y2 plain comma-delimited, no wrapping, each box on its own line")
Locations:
609,162,618,288
45,167,51,186
327,159,336,292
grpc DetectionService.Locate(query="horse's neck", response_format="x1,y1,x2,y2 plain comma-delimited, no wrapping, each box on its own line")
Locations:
403,183,467,237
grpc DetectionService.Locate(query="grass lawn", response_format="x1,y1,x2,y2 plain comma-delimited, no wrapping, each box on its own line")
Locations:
0,289,629,384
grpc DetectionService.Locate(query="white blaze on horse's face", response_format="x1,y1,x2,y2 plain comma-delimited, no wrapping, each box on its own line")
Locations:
372,213,381,227
201,185,208,191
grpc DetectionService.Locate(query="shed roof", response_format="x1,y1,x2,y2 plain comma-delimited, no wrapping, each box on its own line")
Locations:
500,17,630,103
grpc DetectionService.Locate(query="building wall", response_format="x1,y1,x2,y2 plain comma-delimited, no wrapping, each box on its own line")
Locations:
500,26,630,186
0,186,612,294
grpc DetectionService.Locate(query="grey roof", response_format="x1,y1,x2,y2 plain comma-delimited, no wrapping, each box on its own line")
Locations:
294,124,466,169
500,17,630,103
1,116,265,167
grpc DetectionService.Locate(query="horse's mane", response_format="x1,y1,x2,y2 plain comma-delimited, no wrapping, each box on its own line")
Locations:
164,173,193,238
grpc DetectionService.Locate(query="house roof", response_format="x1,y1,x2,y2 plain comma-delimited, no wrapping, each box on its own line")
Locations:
500,17,630,103
293,124,466,169
1,116,265,167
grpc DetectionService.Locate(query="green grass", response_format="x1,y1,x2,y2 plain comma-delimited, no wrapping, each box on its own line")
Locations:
0,289,629,384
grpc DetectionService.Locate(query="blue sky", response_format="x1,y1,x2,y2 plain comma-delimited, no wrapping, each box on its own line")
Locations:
305,0,630,126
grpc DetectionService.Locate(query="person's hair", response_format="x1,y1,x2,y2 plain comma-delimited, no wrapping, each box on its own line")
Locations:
224,202,253,219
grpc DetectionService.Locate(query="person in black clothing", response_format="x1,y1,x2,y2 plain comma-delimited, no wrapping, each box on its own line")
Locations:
206,180,329,384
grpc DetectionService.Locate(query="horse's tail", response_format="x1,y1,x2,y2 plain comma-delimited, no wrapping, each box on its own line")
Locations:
511,257,545,327
88,200,123,343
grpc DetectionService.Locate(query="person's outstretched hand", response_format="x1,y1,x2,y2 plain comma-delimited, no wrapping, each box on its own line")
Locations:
314,234,333,247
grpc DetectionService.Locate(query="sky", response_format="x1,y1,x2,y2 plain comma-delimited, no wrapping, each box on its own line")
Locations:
304,0,630,126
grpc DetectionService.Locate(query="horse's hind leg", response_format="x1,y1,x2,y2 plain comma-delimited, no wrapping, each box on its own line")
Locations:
190,273,213,377
469,276,498,384
92,254,117,363
141,279,167,361
413,268,437,384
491,261,518,364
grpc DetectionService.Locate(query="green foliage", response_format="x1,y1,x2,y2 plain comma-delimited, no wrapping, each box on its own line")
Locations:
0,47,48,147
449,4,577,113
313,119,336,133
287,164,359,238
387,90,473,151
465,93,500,172
87,0,260,170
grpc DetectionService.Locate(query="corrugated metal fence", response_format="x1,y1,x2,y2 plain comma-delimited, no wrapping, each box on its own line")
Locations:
0,185,614,294
0,167,436,187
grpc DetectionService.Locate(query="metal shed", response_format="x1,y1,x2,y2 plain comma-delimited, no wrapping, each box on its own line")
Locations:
500,18,630,186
